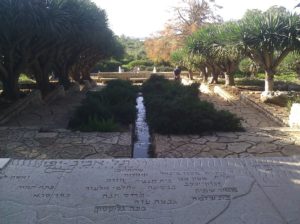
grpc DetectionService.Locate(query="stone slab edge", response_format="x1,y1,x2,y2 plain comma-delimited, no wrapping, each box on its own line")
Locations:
0,158,11,170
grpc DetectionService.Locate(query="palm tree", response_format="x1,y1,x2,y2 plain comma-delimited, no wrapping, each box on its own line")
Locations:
0,0,39,99
187,22,242,85
210,22,242,86
239,7,300,93
0,0,121,99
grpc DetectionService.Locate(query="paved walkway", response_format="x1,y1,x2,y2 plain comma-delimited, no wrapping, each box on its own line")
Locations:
200,92,279,129
4,91,85,129
154,89,300,158
0,88,132,159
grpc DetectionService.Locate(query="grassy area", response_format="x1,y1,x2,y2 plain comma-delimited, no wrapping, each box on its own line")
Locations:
253,73,300,84
19,74,36,84
142,75,243,134
233,73,300,89
68,79,138,132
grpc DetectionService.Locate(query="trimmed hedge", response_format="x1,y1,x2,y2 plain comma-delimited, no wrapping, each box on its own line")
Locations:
69,79,138,132
142,75,243,134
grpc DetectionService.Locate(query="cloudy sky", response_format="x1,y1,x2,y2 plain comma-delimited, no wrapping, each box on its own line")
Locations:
92,0,300,38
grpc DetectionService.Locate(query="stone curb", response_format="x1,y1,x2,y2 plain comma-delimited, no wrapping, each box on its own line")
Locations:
213,85,238,103
240,93,287,127
0,90,43,125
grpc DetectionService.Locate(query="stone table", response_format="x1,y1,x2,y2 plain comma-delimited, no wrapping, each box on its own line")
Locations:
1,157,300,223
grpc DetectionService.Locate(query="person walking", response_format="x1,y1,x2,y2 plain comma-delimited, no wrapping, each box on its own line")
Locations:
173,66,181,81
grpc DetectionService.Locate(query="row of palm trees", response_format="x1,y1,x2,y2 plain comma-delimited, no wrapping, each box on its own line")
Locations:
172,6,300,93
0,0,123,100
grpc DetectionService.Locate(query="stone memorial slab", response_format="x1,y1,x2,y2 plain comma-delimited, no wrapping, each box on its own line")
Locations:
0,157,300,224
0,158,10,170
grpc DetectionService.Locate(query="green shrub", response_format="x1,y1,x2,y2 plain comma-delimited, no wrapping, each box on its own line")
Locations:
277,52,300,75
142,75,243,134
79,116,119,132
236,79,265,87
69,79,137,132
239,58,259,77
126,60,154,70
91,59,122,72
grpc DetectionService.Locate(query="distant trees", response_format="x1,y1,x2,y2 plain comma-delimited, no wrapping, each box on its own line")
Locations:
170,0,222,38
144,26,179,64
118,35,146,61
145,0,220,64
0,0,121,100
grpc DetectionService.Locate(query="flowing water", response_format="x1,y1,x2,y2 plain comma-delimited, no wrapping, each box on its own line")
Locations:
132,95,152,158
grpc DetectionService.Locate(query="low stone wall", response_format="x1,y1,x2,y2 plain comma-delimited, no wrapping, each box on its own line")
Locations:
90,72,190,83
0,90,43,125
199,83,214,94
213,85,239,103
241,92,288,127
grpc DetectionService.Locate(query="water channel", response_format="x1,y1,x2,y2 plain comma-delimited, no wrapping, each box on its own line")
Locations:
132,94,152,158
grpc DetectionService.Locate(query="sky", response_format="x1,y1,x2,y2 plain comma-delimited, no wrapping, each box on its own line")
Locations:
92,0,300,38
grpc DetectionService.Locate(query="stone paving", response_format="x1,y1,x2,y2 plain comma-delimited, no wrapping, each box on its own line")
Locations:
154,128,300,158
0,127,132,159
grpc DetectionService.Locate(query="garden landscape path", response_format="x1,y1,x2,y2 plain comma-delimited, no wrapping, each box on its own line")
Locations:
0,88,132,159
154,84,300,158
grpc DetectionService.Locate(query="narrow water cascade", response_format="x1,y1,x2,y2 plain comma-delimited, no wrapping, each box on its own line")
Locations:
132,94,152,158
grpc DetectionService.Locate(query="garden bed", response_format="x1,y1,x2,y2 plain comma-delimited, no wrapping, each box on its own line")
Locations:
69,79,138,132
142,75,243,135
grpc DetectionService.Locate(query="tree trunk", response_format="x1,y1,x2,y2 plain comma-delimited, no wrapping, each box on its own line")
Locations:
188,70,193,80
210,73,219,84
1,74,20,100
59,74,71,89
225,73,235,86
81,71,92,81
203,72,209,82
36,74,51,97
264,70,275,93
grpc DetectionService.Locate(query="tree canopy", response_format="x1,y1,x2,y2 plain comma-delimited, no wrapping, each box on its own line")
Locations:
0,0,121,100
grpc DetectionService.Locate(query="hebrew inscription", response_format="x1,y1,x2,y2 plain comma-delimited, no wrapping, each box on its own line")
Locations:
0,158,300,224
